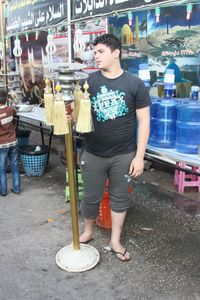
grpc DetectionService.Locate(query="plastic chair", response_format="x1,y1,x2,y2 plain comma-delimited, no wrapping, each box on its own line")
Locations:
174,162,200,193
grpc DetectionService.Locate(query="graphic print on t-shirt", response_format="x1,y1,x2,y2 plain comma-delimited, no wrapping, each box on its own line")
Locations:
91,86,129,122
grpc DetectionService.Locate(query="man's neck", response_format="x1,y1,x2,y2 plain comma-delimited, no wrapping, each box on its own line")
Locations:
101,65,124,79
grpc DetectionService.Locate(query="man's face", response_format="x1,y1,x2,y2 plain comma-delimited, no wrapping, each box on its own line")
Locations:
94,43,119,70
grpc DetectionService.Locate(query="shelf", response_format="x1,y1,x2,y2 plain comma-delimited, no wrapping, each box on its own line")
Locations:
0,73,20,77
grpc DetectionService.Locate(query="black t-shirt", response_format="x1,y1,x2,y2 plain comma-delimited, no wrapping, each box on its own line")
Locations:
83,70,151,157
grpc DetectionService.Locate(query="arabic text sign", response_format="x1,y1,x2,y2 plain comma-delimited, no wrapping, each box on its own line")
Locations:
6,0,67,34
72,0,171,19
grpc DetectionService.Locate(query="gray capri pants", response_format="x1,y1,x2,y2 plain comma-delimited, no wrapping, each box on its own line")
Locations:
80,151,135,219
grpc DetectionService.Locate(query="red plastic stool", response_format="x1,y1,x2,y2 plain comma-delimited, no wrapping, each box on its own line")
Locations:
95,180,133,229
95,180,111,229
174,162,200,193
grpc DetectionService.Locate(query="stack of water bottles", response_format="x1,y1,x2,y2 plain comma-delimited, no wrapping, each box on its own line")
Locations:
149,69,200,154
176,86,200,154
149,69,177,148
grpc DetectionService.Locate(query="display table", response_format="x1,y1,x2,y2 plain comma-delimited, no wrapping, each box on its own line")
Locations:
146,146,200,193
146,145,200,168
16,107,53,148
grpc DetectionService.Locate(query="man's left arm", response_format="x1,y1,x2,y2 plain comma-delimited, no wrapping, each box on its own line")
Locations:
129,106,150,177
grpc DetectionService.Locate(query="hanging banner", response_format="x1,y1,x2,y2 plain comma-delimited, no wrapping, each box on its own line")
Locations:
6,0,67,35
72,0,176,20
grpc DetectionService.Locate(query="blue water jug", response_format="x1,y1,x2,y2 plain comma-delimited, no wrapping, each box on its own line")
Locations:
176,103,200,154
149,99,177,148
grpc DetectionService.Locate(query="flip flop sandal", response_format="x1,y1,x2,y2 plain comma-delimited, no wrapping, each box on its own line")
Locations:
80,237,94,244
111,248,131,262
104,245,130,262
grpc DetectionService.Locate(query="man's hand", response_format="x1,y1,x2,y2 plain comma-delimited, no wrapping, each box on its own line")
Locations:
66,103,73,123
66,112,72,123
129,156,144,178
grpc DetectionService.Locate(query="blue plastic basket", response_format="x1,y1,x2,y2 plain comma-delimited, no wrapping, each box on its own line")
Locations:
19,145,49,176
16,129,31,146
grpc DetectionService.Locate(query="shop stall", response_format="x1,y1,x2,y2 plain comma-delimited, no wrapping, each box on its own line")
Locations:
71,0,200,186
4,0,196,194
1,0,200,272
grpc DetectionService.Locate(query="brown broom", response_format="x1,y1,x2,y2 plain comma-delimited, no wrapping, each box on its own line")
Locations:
73,81,83,123
44,78,54,125
52,83,70,135
76,80,93,133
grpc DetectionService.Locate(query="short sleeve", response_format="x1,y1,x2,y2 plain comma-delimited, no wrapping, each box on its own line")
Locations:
135,78,151,109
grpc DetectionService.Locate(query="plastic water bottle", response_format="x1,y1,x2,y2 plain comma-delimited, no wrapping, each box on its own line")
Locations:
172,84,176,98
164,69,175,99
138,63,150,89
143,80,150,89
190,86,199,100
164,83,174,98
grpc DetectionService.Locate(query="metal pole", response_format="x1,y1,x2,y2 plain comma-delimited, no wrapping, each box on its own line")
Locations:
0,0,8,92
67,0,72,63
65,0,79,249
65,123,80,250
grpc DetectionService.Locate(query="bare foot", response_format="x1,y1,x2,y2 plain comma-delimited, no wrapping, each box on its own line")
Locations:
79,232,94,243
110,242,130,261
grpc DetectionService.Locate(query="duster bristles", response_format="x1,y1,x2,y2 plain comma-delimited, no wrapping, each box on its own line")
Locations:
76,80,93,133
73,81,83,122
52,84,70,135
44,78,54,125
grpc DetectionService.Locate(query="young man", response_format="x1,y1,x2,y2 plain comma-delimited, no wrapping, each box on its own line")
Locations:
79,34,151,261
0,90,20,196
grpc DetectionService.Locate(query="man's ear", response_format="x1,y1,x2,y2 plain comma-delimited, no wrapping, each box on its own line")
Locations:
113,48,120,58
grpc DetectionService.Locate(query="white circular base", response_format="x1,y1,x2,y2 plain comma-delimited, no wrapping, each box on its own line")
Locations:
56,243,100,272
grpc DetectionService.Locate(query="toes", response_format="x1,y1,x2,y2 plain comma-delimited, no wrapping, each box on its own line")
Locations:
116,250,130,261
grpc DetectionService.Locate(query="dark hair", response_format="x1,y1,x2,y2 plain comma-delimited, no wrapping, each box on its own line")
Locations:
93,34,121,58
0,89,7,104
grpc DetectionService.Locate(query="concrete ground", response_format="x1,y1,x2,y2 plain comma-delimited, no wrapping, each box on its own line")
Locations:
1,128,200,300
